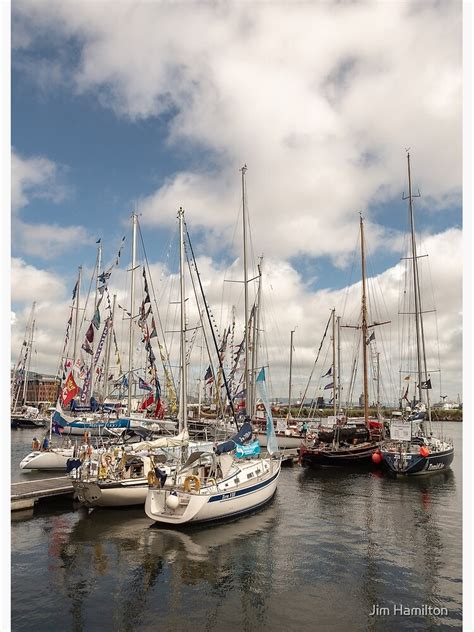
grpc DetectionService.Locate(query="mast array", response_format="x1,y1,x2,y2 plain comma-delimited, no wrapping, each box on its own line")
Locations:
404,152,432,429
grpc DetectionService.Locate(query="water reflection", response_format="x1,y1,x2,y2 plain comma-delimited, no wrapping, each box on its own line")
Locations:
41,503,279,631
11,437,462,631
297,466,460,629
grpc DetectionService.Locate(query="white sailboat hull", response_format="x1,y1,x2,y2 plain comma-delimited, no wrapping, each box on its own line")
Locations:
73,479,149,507
19,449,74,470
145,458,281,525
256,431,302,449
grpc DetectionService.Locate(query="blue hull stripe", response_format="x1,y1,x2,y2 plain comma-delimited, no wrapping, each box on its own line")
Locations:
66,419,130,430
195,494,277,524
208,469,280,503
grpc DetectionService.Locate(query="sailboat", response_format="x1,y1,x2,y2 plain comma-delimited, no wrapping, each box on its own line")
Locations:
145,169,281,525
379,153,454,475
255,328,307,449
18,257,127,471
71,210,217,507
11,303,48,429
300,216,383,467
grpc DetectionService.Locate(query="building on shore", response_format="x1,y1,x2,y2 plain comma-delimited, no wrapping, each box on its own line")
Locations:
11,370,59,409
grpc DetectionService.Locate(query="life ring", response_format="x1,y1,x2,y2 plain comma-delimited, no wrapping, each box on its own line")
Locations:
147,471,157,486
207,477,217,488
183,475,201,492
102,453,113,467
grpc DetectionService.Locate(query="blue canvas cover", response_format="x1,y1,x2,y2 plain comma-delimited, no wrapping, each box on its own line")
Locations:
215,421,253,455
235,440,261,458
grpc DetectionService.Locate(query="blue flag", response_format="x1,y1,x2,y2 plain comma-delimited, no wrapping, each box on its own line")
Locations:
255,368,279,455
139,377,153,391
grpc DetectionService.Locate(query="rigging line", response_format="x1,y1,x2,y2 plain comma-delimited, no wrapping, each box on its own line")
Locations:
185,221,239,429
297,310,332,417
136,218,177,395
184,252,227,418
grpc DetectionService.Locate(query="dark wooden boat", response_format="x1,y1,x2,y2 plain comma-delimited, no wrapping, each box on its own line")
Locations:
317,425,369,444
300,440,378,467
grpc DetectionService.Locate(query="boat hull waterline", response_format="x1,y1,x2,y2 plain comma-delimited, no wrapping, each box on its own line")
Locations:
19,449,75,470
145,461,281,525
381,445,454,476
73,479,150,507
299,442,379,468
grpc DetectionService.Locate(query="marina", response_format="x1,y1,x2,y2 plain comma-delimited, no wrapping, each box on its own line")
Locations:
8,1,465,630
11,424,462,631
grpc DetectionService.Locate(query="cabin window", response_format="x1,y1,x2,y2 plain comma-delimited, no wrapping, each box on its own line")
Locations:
247,472,254,479
234,477,240,484
256,469,261,475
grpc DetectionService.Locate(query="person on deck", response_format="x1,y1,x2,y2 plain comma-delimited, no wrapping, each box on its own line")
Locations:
42,436,50,451
300,421,308,437
32,437,40,451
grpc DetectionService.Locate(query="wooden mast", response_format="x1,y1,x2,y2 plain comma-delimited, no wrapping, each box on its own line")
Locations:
288,328,295,419
360,215,369,429
241,165,250,416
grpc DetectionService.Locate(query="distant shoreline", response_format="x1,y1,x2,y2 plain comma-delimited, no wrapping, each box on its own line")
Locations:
279,406,463,422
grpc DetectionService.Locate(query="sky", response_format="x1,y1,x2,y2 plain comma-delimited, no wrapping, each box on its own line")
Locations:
8,0,465,406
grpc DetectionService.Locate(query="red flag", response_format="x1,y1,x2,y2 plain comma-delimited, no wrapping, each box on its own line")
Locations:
139,393,154,411
153,398,165,419
62,371,79,406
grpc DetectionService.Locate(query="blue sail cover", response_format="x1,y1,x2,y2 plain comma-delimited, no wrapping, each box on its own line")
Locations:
255,368,279,455
215,421,253,455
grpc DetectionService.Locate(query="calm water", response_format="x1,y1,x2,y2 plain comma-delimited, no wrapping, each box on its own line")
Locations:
11,424,462,631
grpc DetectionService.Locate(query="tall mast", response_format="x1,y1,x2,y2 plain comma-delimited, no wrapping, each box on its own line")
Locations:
197,327,204,421
332,309,337,417
23,311,35,405
103,293,116,403
360,215,369,428
288,329,295,419
127,213,137,416
241,164,250,415
250,257,263,418
406,152,424,408
405,152,432,430
337,315,341,413
178,207,187,433
73,266,82,362
254,258,263,418
89,241,102,400
376,351,381,420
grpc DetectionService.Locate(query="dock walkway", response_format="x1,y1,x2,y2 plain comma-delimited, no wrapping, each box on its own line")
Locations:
11,476,74,511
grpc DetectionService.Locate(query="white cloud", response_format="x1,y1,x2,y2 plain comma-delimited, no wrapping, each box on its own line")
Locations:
13,1,461,263
11,150,67,212
11,1,463,398
10,225,462,401
14,220,89,260
11,149,91,258
11,257,66,303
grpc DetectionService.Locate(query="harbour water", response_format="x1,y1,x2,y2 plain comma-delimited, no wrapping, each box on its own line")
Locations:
11,423,462,631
